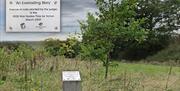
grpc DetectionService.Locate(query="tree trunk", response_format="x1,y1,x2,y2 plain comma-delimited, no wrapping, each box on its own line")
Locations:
105,58,109,79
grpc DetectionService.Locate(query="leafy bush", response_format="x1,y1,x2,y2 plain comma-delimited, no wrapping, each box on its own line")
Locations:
0,42,19,51
64,37,80,58
44,37,80,58
146,36,180,64
0,43,50,87
44,38,64,56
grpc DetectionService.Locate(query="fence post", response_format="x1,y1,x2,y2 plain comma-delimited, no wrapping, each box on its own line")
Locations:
62,71,81,91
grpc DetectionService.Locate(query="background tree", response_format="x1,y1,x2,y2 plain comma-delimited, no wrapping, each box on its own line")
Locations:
112,0,180,60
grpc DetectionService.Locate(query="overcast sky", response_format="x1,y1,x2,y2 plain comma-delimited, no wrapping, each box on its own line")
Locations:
0,0,98,41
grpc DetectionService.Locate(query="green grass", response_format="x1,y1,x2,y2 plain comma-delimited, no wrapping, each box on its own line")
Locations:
111,62,180,75
0,57,180,91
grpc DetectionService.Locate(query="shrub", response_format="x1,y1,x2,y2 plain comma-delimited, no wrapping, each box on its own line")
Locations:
146,36,180,64
43,37,80,58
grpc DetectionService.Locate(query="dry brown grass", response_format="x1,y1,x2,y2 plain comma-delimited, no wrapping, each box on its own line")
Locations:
0,57,180,91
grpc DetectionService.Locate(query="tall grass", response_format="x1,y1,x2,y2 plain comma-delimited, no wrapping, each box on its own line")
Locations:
0,56,180,91
0,42,180,91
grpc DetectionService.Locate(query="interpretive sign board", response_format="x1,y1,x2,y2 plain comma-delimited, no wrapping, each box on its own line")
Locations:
6,0,60,32
62,71,81,91
62,71,81,81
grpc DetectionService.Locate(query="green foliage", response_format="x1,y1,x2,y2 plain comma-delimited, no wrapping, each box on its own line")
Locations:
107,0,180,60
0,42,180,90
0,43,50,88
16,44,34,61
0,42,19,51
136,0,180,32
44,37,80,58
116,0,180,60
64,37,81,58
80,43,107,62
147,38,180,64
44,38,64,56
80,0,148,78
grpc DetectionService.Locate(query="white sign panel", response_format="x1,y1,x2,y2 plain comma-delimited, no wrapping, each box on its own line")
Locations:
62,71,81,81
6,0,60,32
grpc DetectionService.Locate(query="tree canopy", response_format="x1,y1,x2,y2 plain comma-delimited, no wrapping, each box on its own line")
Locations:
80,0,148,78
